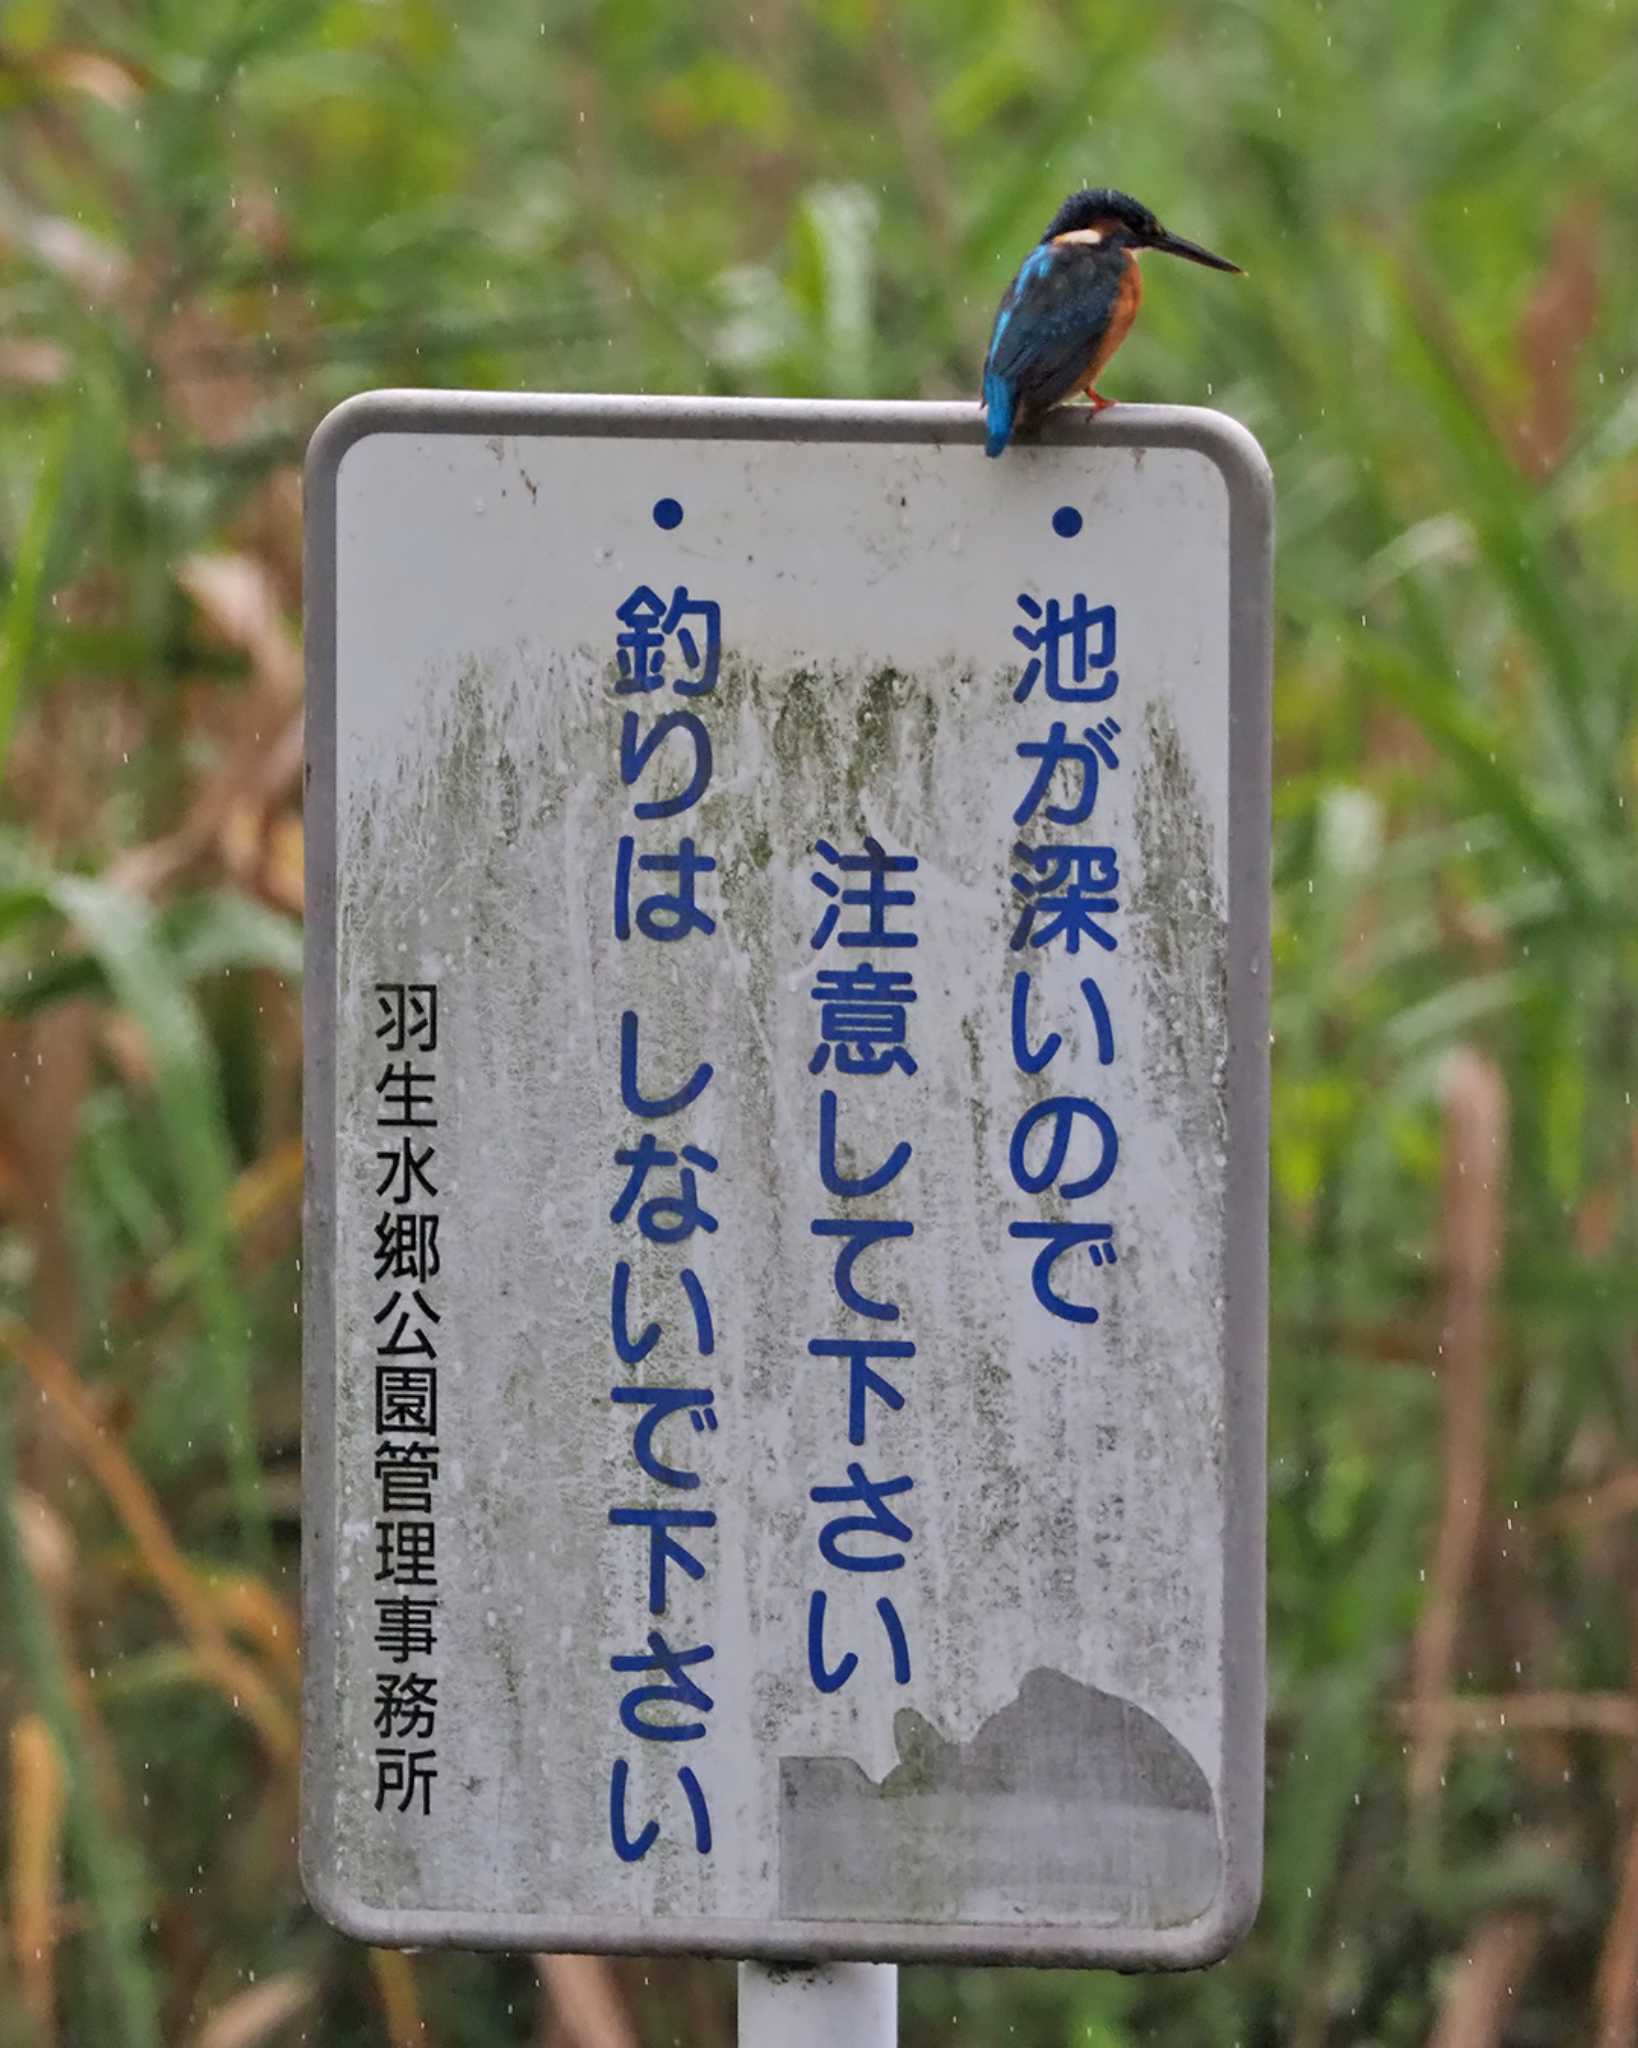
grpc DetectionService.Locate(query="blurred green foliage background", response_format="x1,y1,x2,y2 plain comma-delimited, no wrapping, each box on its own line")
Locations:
2,0,1637,2042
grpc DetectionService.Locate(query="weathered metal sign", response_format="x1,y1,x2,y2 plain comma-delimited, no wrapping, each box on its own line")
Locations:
302,393,1271,1967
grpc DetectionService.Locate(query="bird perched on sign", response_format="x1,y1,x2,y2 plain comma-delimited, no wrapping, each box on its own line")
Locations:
981,188,1241,458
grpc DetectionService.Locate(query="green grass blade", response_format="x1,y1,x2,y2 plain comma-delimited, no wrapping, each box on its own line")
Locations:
0,411,69,778
0,1379,162,2048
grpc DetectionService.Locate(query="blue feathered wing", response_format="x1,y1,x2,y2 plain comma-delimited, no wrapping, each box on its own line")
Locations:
982,244,1124,457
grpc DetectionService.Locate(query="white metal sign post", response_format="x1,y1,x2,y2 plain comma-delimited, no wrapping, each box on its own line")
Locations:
301,393,1271,2039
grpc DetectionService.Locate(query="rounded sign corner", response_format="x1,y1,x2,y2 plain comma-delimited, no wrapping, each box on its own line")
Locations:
1177,407,1274,522
305,389,415,505
1163,1858,1264,1973
299,1838,400,1948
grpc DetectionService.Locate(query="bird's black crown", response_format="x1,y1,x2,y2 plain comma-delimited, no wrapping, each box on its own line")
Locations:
1041,188,1159,243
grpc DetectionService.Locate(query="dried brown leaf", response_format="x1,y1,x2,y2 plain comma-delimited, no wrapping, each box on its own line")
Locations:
9,1712,66,2045
1396,1691,1638,1740
210,1572,302,1692
0,1007,95,1364
1546,1468,1638,1531
191,1971,315,2048
1513,202,1600,479
260,813,304,916
1596,1803,1638,2048
12,1486,76,1602
1409,1048,1508,1829
104,551,304,900
1427,1907,1546,2048
368,1949,428,2048
148,1136,303,1304
25,216,125,298
533,1954,640,2048
42,50,145,109
0,339,69,387
176,555,302,709
0,1318,298,1769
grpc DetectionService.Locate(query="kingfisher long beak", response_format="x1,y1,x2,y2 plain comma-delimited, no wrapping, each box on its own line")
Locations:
1146,227,1243,274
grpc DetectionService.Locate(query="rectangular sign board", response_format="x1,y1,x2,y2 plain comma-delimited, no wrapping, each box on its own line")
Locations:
302,393,1271,1967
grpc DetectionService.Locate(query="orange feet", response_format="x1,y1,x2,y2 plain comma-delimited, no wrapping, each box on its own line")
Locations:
1084,388,1114,413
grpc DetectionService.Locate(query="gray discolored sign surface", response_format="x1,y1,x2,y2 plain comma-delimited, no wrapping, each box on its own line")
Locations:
301,392,1270,1967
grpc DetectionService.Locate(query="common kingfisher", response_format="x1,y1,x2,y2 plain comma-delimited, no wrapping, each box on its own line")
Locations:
982,188,1241,457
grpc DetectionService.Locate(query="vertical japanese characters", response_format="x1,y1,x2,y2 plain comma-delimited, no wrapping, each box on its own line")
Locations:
1006,586,1124,1324
803,837,919,1694
606,574,722,1862
370,981,442,1817
355,515,1125,1841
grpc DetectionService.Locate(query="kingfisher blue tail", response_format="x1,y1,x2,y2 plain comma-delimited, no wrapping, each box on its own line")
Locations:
983,371,1015,458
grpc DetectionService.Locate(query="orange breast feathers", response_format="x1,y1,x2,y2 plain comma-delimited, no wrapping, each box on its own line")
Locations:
1083,251,1143,390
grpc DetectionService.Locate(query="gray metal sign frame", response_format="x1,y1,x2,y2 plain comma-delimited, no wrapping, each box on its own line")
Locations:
301,392,1271,1968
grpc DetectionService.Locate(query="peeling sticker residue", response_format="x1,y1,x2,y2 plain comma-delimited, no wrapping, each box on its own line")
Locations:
780,1668,1217,1926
